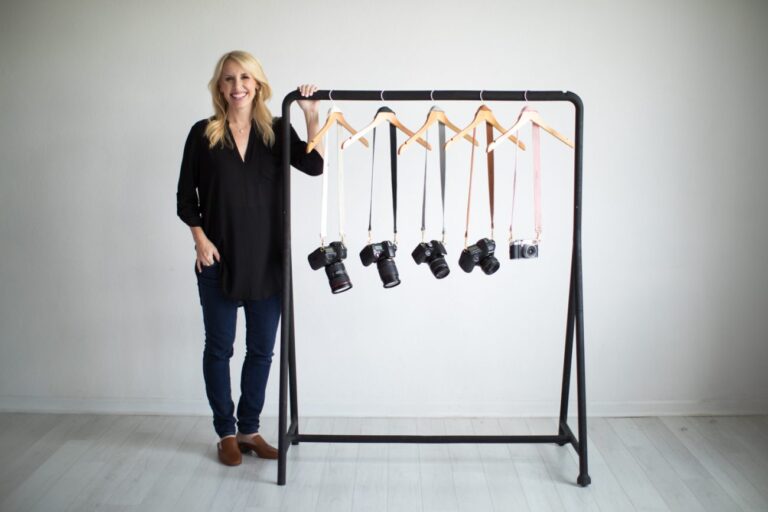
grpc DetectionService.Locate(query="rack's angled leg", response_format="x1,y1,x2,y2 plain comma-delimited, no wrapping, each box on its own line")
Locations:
277,286,291,485
277,290,289,485
557,263,577,446
288,290,299,445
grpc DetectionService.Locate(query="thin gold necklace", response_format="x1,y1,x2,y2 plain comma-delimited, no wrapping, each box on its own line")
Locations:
230,120,250,134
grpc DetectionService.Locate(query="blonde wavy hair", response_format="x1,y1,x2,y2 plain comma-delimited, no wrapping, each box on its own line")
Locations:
205,51,275,149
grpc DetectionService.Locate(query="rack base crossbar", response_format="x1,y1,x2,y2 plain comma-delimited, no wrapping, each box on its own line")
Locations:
289,433,575,444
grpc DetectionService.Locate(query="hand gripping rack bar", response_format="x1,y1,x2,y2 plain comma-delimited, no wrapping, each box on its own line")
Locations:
278,90,590,487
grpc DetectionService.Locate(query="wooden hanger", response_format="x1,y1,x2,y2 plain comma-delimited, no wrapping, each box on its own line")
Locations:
306,105,369,154
398,106,479,156
341,106,431,151
487,106,574,152
445,104,526,150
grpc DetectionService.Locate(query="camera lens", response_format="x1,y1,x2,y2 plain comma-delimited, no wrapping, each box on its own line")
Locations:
325,261,352,294
376,258,401,288
524,245,538,258
480,255,500,275
428,256,450,279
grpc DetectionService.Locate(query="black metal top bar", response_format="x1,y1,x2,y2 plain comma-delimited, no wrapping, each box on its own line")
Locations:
282,89,582,108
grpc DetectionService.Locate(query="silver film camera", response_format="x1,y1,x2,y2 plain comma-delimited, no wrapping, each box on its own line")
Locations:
509,239,539,259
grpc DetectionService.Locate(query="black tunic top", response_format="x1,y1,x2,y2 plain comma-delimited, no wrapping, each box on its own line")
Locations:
176,116,323,300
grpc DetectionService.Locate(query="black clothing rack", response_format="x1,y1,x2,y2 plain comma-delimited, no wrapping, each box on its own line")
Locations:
278,89,590,487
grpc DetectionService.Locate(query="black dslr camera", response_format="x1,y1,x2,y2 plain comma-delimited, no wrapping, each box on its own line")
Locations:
510,239,539,259
360,240,401,288
459,238,500,275
307,241,353,294
412,240,450,279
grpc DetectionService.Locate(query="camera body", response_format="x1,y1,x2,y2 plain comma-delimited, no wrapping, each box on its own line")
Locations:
459,238,500,275
307,241,352,294
509,239,539,260
360,240,401,288
412,240,450,279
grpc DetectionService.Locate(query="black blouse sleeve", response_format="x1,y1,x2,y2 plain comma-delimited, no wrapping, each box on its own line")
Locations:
176,121,204,227
275,117,324,176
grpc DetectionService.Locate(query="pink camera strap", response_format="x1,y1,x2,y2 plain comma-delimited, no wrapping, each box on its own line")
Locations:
509,106,542,241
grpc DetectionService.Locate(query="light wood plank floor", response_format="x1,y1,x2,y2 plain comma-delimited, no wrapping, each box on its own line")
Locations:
0,413,766,511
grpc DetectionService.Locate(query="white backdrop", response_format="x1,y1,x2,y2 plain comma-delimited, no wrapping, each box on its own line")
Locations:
1,0,766,417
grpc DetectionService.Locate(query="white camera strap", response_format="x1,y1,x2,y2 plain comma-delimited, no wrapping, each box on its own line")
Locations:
319,122,345,246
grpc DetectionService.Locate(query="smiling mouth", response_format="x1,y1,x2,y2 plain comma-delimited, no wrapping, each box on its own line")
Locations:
231,92,247,100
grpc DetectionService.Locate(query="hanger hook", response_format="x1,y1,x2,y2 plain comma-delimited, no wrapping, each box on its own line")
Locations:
480,90,484,102
380,89,385,102
329,89,334,102
524,90,529,103
430,90,435,103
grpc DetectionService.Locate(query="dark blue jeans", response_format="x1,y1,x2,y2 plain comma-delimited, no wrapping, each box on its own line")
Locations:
195,260,281,438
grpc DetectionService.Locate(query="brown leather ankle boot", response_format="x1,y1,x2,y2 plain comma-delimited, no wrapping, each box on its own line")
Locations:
217,436,242,466
237,432,279,459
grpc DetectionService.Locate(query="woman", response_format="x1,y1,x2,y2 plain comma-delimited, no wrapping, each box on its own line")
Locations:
176,50,323,466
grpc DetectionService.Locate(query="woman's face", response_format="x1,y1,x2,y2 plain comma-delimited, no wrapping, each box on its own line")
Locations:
218,59,259,111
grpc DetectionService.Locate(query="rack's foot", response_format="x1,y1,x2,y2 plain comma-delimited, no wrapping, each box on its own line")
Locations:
291,440,299,445
577,474,591,487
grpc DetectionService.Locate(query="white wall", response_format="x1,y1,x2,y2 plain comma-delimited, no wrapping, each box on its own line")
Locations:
1,0,766,418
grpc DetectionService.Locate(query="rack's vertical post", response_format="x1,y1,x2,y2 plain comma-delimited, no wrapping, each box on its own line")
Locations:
278,95,293,485
569,93,591,486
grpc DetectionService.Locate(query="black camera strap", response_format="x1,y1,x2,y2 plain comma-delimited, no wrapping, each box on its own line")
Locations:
319,120,346,246
419,120,447,243
367,122,398,243
463,124,495,248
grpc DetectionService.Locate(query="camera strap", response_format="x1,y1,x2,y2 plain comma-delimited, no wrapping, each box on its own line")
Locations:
463,124,495,248
366,122,398,243
319,123,346,245
508,108,543,241
419,119,447,243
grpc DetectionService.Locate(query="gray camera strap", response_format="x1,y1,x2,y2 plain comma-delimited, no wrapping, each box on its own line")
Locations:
419,120,447,243
463,124,495,248
366,122,398,243
508,112,543,241
319,121,345,245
